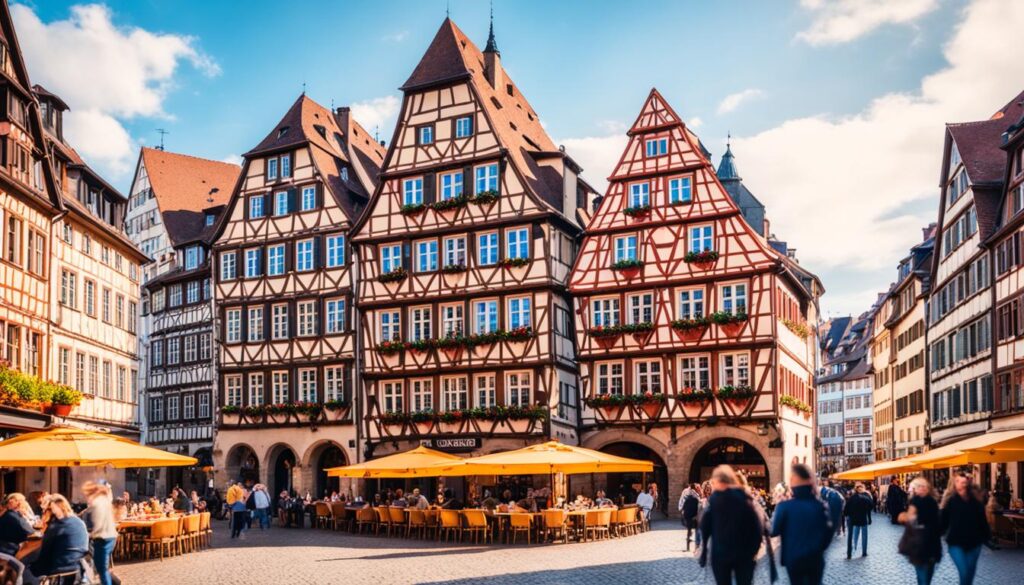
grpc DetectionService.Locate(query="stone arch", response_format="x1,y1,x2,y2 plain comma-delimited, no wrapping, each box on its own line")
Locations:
672,424,775,489
582,428,670,462
225,443,259,487
264,442,299,498
302,440,349,500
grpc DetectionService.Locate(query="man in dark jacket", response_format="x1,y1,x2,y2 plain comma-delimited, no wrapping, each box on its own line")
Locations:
843,482,873,558
771,464,832,585
819,480,844,538
886,478,907,524
699,465,763,585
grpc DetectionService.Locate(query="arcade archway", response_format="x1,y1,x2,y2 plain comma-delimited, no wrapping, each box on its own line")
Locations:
599,442,668,511
269,445,298,498
225,444,259,487
689,438,768,490
311,443,347,499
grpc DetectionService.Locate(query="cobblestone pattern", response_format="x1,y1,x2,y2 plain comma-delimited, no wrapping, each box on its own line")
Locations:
115,513,1022,584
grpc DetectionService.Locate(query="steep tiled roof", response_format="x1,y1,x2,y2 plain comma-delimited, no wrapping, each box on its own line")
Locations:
141,148,240,246
245,94,352,159
948,89,1024,186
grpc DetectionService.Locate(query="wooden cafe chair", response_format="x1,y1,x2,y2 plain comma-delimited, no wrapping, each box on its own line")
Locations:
542,509,568,543
438,509,462,543
388,507,407,537
356,506,377,534
508,513,532,545
461,510,490,544
407,509,427,539
374,506,392,537
330,502,348,531
142,518,179,561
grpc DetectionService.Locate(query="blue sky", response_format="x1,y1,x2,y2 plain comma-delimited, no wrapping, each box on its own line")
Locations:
14,0,1024,318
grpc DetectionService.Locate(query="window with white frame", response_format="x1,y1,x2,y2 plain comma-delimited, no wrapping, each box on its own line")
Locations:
186,281,199,304
272,304,288,340
151,398,164,421
380,310,400,341
635,360,662,393
507,372,531,407
226,309,241,343
669,176,692,204
274,192,289,216
478,232,498,265
326,299,345,334
326,235,345,267
597,362,624,395
419,126,433,144
508,297,531,329
225,375,242,406
441,304,463,337
403,178,423,205
416,240,437,272
185,246,200,270
592,297,620,327
268,244,285,276
410,306,432,341
249,196,265,218
507,228,529,259
720,352,750,387
220,252,237,280
719,282,748,314
442,376,468,410
245,248,261,278
151,341,164,367
475,163,498,193
411,379,432,411
296,239,314,272
248,307,264,341
440,172,463,201
324,366,344,402
474,300,498,334
629,183,650,207
475,374,495,408
298,368,317,402
645,138,668,157
455,116,473,138
298,300,317,337
272,371,289,403
680,355,710,390
167,338,180,364
614,235,637,262
184,394,195,419
381,381,403,412
280,154,291,178
627,292,653,324
167,396,179,420
199,393,210,419
184,336,197,362
301,186,316,211
249,373,265,405
444,236,466,266
679,288,705,319
267,158,278,180
381,244,402,273
689,225,713,253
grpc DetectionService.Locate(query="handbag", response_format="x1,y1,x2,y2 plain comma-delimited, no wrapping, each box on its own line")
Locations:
898,522,926,562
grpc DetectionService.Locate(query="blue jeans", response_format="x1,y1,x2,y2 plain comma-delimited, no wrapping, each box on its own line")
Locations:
948,545,982,584
914,562,936,585
847,521,868,556
254,507,270,529
92,537,117,585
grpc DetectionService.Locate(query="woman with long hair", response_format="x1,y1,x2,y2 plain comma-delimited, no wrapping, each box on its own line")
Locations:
0,493,35,556
898,476,942,584
81,482,119,585
941,472,989,584
29,494,89,582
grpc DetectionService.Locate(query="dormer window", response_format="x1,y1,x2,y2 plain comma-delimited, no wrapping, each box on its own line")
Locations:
278,126,289,138
645,138,668,157
455,116,473,138
419,125,434,145
341,168,349,182
314,124,327,139
205,214,215,226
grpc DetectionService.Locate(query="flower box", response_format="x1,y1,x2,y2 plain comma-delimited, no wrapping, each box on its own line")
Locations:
507,418,531,433
677,388,713,417
505,326,534,343
499,257,530,269
611,259,643,278
780,395,813,417
585,394,628,419
670,318,709,341
622,204,651,219
710,311,747,336
470,190,500,206
781,318,810,340
377,268,408,284
221,410,242,425
431,196,468,213
324,401,350,421
441,263,468,274
684,250,719,269
400,203,426,216
376,340,406,355
410,410,435,434
405,339,433,354
716,385,755,413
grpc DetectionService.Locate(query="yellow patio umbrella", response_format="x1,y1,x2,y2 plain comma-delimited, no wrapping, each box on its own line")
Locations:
909,430,1024,469
326,445,463,478
0,427,197,468
832,458,921,480
433,440,654,476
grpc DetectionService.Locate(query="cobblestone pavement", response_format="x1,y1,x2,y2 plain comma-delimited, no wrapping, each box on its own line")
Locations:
115,513,1022,584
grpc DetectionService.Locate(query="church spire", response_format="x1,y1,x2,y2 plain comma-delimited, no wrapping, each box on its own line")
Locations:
484,1,499,55
717,133,741,181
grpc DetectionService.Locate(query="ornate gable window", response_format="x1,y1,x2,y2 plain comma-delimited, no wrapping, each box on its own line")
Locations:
645,137,667,157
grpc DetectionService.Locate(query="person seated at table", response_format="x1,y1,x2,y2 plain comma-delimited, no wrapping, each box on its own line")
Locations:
481,495,499,512
0,493,35,557
1012,498,1024,512
500,489,515,505
513,498,537,513
439,489,464,510
27,492,47,519
371,493,383,507
27,494,88,585
594,490,616,509
409,488,429,510
288,495,306,528
391,489,407,508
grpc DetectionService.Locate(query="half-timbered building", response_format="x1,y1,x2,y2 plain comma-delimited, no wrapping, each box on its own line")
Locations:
212,95,384,498
815,315,874,476
985,95,1024,503
126,148,239,496
927,94,1023,464
352,18,597,487
567,89,822,510
0,0,65,495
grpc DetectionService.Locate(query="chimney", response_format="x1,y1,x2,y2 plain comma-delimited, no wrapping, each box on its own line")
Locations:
591,195,604,214
922,222,937,242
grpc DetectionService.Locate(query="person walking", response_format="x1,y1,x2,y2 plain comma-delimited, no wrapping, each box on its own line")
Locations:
844,482,873,558
636,485,655,523
771,464,832,585
699,465,763,585
677,484,700,552
81,481,119,585
819,480,844,538
228,482,248,539
253,485,271,529
887,477,908,524
898,476,942,585
941,473,989,585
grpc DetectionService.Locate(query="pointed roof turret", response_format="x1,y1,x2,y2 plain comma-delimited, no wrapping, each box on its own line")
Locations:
484,3,499,55
717,135,741,181
401,19,472,91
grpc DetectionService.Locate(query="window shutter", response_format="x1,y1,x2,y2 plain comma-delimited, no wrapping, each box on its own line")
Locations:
315,236,324,270
463,166,473,195
239,307,247,343
403,242,411,269
532,223,544,241
288,188,297,213
343,365,352,401
263,302,271,342
317,182,325,209
285,242,294,273
423,173,436,204
498,158,507,196
288,300,297,339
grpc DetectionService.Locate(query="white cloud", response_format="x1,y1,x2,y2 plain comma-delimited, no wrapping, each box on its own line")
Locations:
734,0,1024,275
12,3,219,177
381,31,409,43
350,95,401,140
797,0,939,46
560,134,628,193
596,119,627,134
220,154,243,166
717,89,764,115
688,117,704,129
